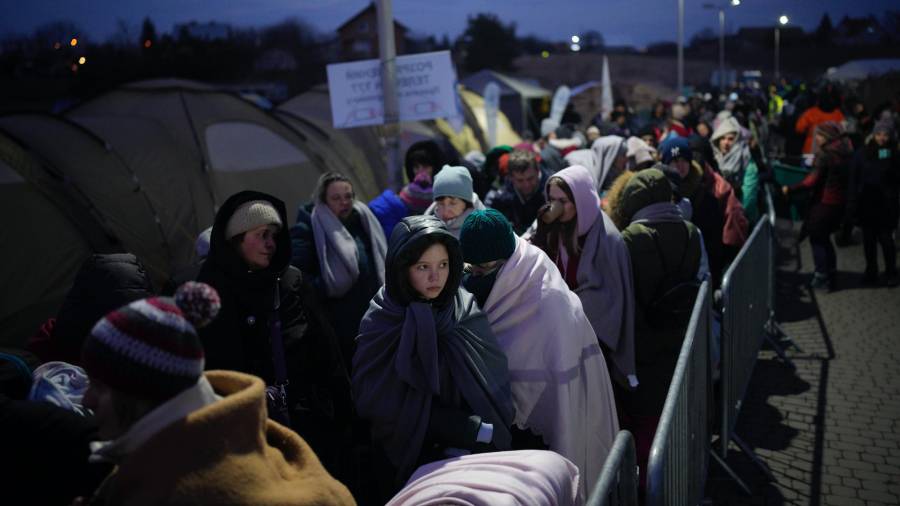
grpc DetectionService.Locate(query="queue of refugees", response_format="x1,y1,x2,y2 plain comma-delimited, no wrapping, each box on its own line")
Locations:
3,79,899,506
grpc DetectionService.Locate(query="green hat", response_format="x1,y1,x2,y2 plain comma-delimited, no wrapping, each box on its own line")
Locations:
459,209,517,265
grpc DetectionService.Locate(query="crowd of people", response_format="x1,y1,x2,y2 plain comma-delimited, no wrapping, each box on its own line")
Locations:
2,78,898,506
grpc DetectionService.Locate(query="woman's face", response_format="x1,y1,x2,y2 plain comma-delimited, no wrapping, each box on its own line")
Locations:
413,163,433,178
239,224,279,271
696,123,711,138
435,196,467,222
325,181,354,220
718,132,737,154
408,243,450,300
874,131,889,147
548,183,577,223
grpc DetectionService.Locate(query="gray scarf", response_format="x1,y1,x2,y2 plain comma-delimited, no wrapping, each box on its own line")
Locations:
311,200,387,297
714,140,751,186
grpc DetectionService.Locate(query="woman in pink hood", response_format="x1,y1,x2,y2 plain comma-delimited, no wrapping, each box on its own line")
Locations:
532,164,637,390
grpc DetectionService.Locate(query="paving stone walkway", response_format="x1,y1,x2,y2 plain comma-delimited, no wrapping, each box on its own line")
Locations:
706,220,900,505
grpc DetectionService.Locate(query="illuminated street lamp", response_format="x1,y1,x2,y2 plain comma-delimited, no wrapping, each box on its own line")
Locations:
571,35,580,44
775,15,789,80
70,38,78,47
78,56,86,65
570,43,581,52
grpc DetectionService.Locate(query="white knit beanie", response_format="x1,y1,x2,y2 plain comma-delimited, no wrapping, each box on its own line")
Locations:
225,200,282,239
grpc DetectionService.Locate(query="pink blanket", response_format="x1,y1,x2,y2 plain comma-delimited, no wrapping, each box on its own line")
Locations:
387,450,581,506
482,236,620,497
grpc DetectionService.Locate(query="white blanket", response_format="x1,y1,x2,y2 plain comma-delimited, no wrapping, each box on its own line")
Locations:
482,236,620,496
387,450,581,506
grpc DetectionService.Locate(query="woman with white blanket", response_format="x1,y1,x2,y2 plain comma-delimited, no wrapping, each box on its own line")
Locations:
460,209,620,497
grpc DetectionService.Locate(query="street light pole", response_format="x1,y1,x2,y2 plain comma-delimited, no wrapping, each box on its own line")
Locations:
705,1,739,92
677,0,684,93
718,8,725,92
376,0,402,190
774,27,780,81
775,15,789,82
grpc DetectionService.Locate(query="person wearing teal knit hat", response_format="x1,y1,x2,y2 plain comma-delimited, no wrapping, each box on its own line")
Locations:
459,208,621,497
460,209,517,306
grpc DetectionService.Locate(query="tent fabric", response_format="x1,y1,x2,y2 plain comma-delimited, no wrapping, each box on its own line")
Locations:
457,89,522,149
460,70,551,100
460,70,549,137
279,84,508,184
0,115,154,347
66,81,345,215
825,59,900,83
1,78,386,347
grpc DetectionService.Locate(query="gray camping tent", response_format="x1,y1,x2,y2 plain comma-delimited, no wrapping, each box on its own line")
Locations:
459,69,550,137
0,113,189,345
0,79,382,346
67,79,378,212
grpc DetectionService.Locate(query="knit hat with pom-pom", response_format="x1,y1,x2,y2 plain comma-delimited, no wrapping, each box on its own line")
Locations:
82,282,221,401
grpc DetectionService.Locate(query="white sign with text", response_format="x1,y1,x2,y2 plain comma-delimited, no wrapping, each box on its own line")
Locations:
327,50,456,128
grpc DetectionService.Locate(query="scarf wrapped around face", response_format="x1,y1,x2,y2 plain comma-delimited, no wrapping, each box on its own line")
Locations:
311,200,387,297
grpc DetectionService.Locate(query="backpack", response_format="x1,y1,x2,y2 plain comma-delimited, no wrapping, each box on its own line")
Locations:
644,223,701,329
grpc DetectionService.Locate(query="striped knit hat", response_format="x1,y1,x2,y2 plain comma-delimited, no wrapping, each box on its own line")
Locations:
82,282,220,401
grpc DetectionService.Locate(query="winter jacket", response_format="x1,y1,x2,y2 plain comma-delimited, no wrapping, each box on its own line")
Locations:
2,394,109,506
852,142,900,229
795,107,845,155
618,170,702,417
26,254,153,365
88,371,355,506
789,136,853,207
541,138,581,174
484,170,549,235
198,191,353,473
681,161,727,286
369,189,412,239
290,202,382,367
703,162,749,248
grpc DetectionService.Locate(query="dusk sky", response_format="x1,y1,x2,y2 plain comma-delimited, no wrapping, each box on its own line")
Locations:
1,0,895,48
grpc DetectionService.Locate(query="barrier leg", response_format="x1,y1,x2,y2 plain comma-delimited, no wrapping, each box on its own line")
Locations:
732,434,777,482
765,319,797,369
709,449,752,496
769,319,803,353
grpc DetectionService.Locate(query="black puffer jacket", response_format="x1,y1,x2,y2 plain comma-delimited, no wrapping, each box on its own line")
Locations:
197,191,352,473
26,254,153,365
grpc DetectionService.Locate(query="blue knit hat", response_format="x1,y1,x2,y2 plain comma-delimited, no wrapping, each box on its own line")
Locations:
459,209,517,265
659,136,693,164
433,165,474,204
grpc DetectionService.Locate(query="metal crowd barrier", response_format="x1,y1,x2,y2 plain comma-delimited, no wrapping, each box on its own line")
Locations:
714,212,777,494
645,280,711,506
586,430,638,506
764,184,803,366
